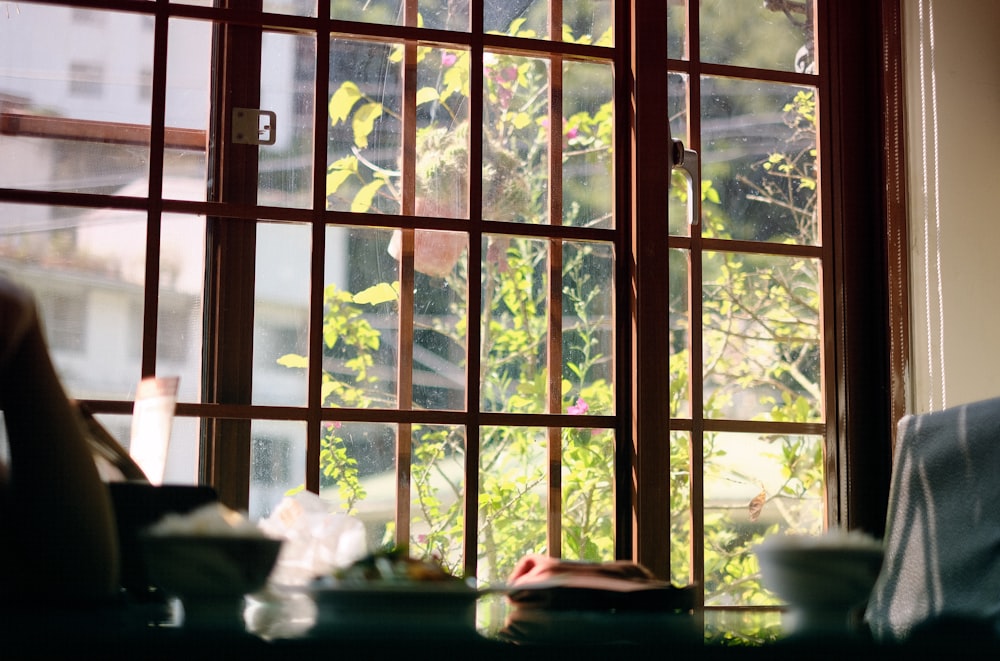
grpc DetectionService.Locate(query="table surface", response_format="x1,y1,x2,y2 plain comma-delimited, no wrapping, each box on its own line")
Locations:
2,588,999,660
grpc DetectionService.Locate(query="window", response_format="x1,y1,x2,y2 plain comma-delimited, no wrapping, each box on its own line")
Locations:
0,0,901,628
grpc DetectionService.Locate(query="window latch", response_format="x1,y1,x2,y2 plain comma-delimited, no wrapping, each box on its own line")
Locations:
671,138,700,226
232,108,276,146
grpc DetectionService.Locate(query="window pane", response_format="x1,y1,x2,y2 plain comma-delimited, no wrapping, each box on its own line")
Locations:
319,422,398,551
486,1,549,39
480,235,550,413
700,0,816,74
420,0,469,31
410,230,468,411
703,431,824,606
669,430,691,587
259,31,315,209
483,54,549,224
562,240,614,415
0,4,154,193
0,203,145,401
410,424,466,573
668,72,690,236
479,425,547,584
701,78,818,245
702,251,822,422
327,39,402,215
564,0,614,46
561,427,614,561
254,222,310,407
158,212,205,404
563,60,613,229
416,46,471,219
667,1,687,60
265,0,317,17
669,248,690,418
165,18,212,201
329,0,402,25
250,420,307,521
322,226,399,409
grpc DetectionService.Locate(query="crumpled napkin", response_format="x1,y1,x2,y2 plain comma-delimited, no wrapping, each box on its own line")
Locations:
257,490,368,586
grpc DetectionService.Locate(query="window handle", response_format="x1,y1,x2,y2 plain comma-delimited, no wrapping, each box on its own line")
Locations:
671,138,700,226
232,108,276,146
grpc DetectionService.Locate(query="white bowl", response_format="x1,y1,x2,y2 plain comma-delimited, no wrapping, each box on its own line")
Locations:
755,545,884,611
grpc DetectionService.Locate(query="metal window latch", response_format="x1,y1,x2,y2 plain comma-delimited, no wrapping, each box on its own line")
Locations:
232,107,276,145
671,138,700,226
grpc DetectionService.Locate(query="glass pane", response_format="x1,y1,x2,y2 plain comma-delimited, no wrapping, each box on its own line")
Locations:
0,203,146,401
563,61,613,229
330,0,403,25
701,78,818,245
667,0,687,60
479,426,547,585
703,431,824,606
480,235,550,413
265,0,317,17
165,18,212,201
702,251,821,422
250,420,307,521
485,0,548,39
419,0,469,31
700,0,816,74
409,424,466,574
669,248,690,418
0,4,154,192
254,222,310,407
668,72,690,236
561,427,614,561
564,0,614,46
319,422,398,551
409,229,468,411
669,430,691,587
320,226,399,409
416,46,471,219
327,39,402,215
157,213,205,404
259,31,315,209
482,54,549,224
562,240,614,415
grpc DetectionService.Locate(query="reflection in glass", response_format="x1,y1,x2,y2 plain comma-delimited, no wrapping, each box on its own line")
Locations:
158,213,205,404
165,18,212,201
250,420,307,521
702,251,821,422
701,77,818,245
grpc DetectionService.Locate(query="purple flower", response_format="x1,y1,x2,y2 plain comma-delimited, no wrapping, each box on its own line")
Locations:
568,398,589,415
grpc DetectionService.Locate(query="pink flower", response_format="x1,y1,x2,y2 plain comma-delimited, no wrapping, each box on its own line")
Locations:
441,51,457,67
323,421,343,431
567,398,589,415
566,126,579,140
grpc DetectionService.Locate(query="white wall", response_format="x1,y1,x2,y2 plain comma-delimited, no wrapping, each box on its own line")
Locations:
904,0,1000,412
